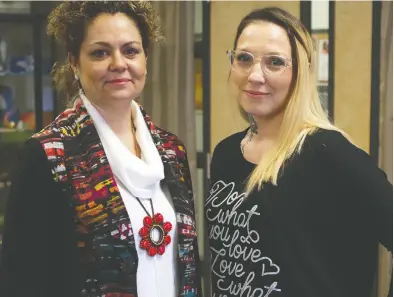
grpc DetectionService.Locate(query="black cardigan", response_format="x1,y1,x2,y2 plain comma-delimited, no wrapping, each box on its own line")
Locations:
0,138,81,297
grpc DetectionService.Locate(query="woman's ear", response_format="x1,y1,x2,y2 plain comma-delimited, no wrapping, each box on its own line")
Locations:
68,53,78,75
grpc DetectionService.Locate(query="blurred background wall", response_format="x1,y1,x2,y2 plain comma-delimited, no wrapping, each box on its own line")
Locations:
0,1,391,297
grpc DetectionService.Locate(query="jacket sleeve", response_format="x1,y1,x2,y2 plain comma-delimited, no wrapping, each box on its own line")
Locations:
0,138,79,297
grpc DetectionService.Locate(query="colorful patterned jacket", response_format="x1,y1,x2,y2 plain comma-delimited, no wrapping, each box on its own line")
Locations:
31,99,201,297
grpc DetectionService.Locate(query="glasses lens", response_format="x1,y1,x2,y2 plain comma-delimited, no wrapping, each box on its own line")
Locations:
262,55,287,75
230,50,254,72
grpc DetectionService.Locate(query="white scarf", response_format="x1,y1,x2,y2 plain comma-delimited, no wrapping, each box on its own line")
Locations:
81,95,177,297
81,94,164,200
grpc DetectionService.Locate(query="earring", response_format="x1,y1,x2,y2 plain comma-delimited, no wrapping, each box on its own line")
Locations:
73,72,84,96
248,114,258,134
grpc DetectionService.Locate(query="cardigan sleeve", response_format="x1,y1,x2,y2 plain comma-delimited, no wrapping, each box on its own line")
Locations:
0,138,79,297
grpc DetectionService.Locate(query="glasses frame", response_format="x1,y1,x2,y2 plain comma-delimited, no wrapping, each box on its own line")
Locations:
226,49,292,77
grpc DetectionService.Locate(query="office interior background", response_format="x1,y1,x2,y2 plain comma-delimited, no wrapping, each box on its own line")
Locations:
0,1,392,297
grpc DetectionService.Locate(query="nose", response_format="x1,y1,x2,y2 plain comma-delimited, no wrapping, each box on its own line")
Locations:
109,51,127,72
248,61,266,84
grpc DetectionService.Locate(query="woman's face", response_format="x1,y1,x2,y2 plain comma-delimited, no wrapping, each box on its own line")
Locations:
230,21,293,120
72,13,147,104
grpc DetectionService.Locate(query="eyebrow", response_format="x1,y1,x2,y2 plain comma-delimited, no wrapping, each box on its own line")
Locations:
237,48,288,56
88,41,141,47
265,51,289,57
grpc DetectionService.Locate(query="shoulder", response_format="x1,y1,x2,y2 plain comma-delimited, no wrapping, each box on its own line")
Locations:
28,108,78,184
22,137,60,172
304,128,388,180
31,122,59,142
32,106,79,141
212,129,247,158
9,137,55,185
156,126,183,146
30,121,65,165
306,128,353,150
138,103,187,151
209,130,248,180
305,128,369,162
22,137,49,162
153,125,192,173
155,125,187,152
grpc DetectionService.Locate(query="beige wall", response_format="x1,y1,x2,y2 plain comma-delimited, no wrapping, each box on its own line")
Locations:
334,1,372,152
210,1,300,152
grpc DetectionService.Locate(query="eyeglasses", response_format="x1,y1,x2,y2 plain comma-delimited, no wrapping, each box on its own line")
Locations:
226,50,292,77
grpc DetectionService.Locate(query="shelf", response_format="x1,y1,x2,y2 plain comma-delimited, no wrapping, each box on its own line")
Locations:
0,128,17,133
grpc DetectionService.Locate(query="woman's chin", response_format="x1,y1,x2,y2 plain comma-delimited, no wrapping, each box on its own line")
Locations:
241,100,285,120
242,106,283,121
107,89,140,101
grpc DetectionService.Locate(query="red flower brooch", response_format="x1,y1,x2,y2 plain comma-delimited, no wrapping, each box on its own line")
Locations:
138,213,172,257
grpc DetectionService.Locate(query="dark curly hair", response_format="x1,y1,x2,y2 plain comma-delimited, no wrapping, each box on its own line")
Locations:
47,1,163,101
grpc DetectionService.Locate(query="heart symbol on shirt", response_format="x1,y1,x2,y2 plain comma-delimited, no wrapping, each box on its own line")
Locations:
261,257,280,276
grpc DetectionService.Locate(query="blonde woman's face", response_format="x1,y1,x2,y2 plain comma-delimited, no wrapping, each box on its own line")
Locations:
72,13,147,103
231,21,293,120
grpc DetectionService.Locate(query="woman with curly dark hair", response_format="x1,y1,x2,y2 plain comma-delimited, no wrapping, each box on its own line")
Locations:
0,2,201,297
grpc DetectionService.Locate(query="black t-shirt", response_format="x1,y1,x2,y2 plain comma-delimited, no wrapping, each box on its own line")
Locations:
205,128,392,297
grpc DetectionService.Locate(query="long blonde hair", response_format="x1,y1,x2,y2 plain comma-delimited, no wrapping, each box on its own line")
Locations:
231,7,350,194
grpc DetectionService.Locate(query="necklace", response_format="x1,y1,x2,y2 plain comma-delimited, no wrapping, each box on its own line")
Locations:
130,113,172,256
135,197,172,257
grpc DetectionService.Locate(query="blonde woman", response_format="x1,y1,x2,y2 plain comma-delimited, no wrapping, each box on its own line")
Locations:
205,7,392,297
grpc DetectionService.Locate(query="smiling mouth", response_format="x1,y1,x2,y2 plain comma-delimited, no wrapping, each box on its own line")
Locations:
244,90,271,96
107,79,131,84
